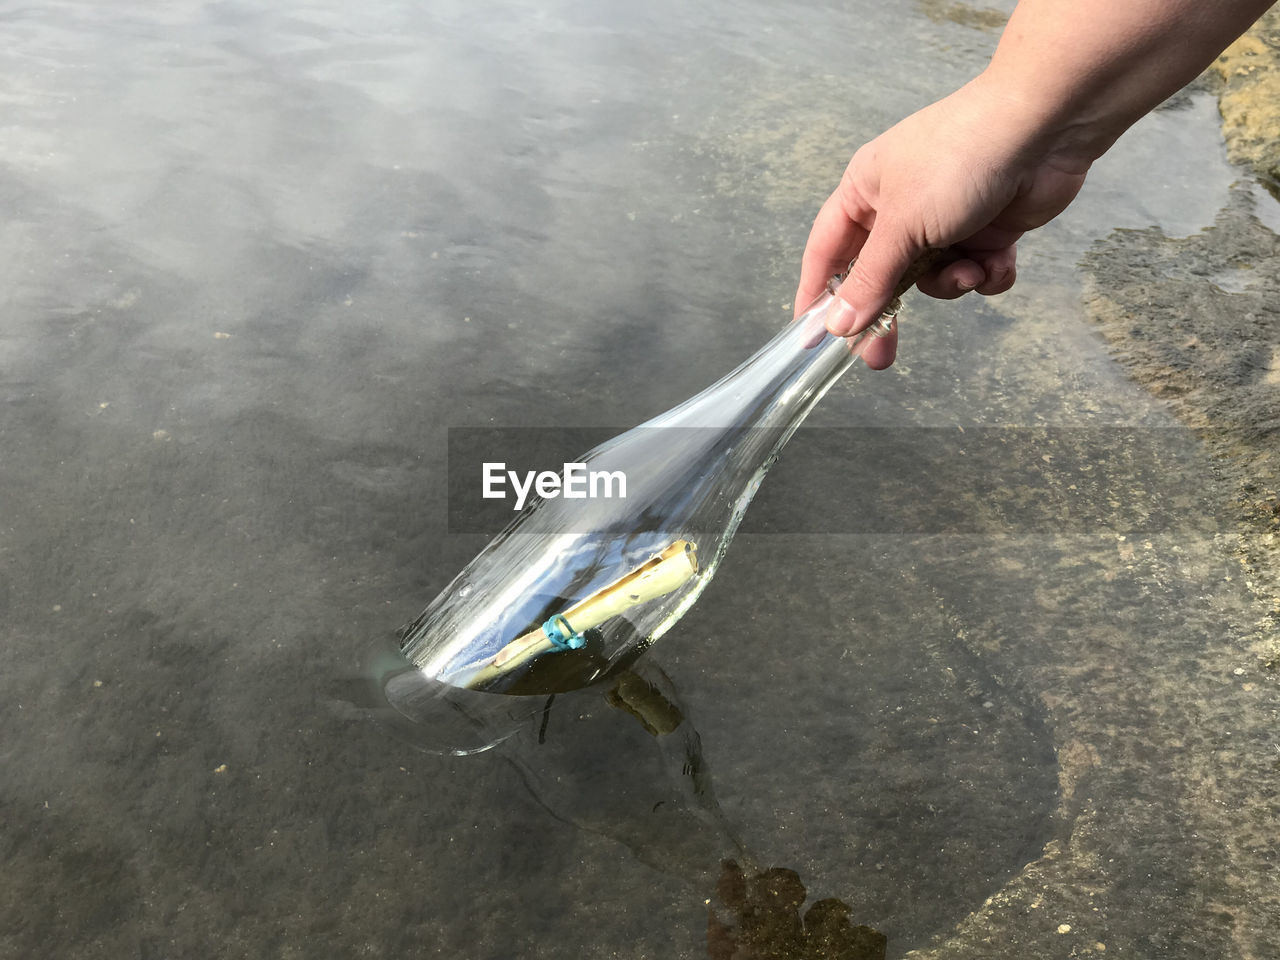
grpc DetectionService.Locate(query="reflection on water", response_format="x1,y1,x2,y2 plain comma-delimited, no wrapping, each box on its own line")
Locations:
357,578,1059,957
365,647,895,959
0,0,1266,957
367,649,896,957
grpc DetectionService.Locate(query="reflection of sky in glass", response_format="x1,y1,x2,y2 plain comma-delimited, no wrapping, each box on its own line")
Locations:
403,286,897,692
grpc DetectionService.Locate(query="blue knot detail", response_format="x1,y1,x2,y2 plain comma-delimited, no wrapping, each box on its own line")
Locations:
542,614,585,651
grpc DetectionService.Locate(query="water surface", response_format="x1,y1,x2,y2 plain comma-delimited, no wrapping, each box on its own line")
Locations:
1,2,1272,957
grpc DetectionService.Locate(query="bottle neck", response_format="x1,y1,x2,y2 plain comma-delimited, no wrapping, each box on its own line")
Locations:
646,288,881,434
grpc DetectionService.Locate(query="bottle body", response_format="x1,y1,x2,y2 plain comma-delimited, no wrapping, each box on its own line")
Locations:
401,280,893,694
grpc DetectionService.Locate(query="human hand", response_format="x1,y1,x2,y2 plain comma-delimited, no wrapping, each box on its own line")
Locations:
795,75,1090,369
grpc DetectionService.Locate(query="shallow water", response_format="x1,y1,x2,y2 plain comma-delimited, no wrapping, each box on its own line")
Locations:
2,2,1275,958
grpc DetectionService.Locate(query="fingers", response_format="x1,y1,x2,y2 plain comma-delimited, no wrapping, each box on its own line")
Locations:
825,236,1014,374
915,246,1017,299
795,190,869,318
826,219,916,337
857,321,897,370
916,258,985,299
972,246,1016,295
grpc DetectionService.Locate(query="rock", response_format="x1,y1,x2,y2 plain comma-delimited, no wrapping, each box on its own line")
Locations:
1211,9,1280,195
1083,185,1280,662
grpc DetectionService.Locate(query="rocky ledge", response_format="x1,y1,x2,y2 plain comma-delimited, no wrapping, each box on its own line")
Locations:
1211,7,1280,195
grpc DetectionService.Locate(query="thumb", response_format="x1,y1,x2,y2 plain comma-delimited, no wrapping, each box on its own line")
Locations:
825,222,917,337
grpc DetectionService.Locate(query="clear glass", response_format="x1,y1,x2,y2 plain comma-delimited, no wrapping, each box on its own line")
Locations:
399,277,897,695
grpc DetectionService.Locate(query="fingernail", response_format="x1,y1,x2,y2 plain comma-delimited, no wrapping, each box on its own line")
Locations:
826,298,858,336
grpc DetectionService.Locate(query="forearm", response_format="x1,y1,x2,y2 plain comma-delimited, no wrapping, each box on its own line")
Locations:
797,0,1275,360
980,0,1275,166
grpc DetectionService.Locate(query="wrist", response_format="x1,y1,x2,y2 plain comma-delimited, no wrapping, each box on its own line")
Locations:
972,0,1277,170
964,68,1110,173
939,71,1100,179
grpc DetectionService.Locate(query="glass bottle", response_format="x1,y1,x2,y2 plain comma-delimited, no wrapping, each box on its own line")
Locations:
399,269,907,695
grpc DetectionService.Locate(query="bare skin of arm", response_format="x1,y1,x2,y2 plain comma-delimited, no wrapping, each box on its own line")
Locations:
797,0,1276,369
